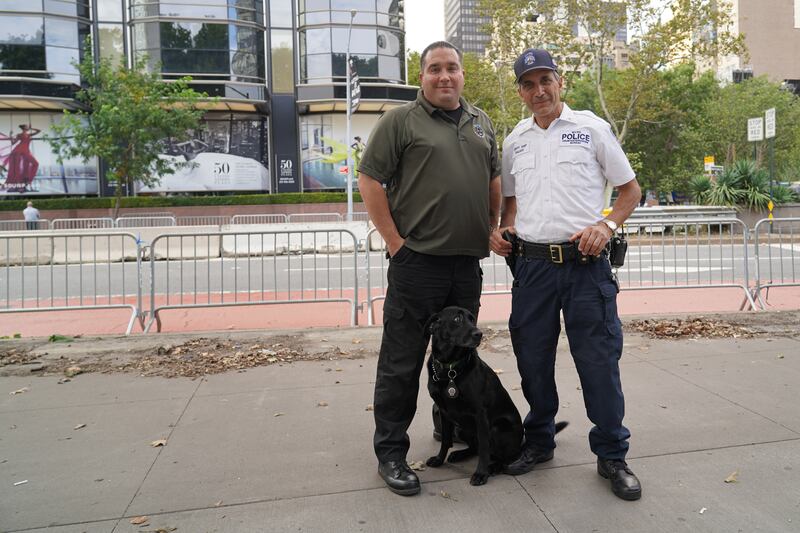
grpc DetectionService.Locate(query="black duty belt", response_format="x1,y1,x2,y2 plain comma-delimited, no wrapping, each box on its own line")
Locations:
516,240,598,265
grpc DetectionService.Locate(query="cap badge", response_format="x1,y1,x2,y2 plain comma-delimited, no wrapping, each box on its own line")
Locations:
525,53,535,65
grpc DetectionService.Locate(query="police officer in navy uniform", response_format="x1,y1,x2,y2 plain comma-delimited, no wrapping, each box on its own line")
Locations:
490,48,643,501
359,41,501,496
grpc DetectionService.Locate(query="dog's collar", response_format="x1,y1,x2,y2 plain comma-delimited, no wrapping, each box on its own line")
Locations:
430,352,473,382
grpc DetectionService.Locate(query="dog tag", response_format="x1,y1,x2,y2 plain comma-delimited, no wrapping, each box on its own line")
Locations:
446,379,459,399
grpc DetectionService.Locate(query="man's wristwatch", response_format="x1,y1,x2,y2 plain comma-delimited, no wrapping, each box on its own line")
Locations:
600,219,618,233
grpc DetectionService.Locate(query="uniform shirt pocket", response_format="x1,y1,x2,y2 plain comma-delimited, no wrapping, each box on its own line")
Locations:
556,147,599,189
511,155,537,195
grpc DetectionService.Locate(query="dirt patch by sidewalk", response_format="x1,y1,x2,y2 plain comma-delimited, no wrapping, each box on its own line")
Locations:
2,311,797,378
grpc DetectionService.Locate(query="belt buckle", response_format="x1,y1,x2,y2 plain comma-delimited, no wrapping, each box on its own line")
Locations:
549,245,563,264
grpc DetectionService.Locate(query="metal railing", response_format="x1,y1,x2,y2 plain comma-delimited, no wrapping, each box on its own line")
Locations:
0,231,144,334
51,218,115,230
143,229,360,332
115,216,177,228
287,212,343,223
752,217,800,309
618,218,756,309
0,220,50,231
231,214,289,225
175,215,232,227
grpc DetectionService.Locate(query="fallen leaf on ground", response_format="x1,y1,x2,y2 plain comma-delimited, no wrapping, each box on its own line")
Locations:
317,401,329,407
273,412,285,417
408,461,426,471
130,516,149,525
64,366,82,377
57,378,71,384
48,334,74,343
724,471,739,483
511,385,521,391
699,507,707,514
150,439,167,447
365,404,374,411
440,490,457,501
73,424,86,430
10,387,28,395
493,368,504,374
352,338,362,344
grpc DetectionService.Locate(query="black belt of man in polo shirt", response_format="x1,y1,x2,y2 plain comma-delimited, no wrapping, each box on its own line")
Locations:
516,239,601,265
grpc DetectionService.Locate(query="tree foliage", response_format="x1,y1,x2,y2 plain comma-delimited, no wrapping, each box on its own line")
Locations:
49,42,207,216
479,0,746,145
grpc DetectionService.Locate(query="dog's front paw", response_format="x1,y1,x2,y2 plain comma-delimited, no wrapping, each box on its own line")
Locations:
426,456,445,467
470,472,489,486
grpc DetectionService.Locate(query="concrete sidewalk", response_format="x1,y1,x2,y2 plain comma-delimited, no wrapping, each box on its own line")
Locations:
1,314,799,533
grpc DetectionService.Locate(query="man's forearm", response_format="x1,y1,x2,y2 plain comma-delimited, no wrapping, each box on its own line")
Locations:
500,196,516,228
608,179,642,226
358,173,403,252
489,176,502,229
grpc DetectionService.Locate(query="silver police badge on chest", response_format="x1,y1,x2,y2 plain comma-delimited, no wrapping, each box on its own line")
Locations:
473,123,485,138
446,379,459,399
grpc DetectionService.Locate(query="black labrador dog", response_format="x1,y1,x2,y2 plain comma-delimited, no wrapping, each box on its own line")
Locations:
425,306,524,486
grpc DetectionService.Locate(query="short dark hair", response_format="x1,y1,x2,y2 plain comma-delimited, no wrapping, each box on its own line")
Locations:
420,41,463,72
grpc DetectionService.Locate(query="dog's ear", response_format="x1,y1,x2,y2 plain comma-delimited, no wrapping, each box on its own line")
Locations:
424,312,440,336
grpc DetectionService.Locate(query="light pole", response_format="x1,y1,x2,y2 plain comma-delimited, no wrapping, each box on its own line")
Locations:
345,8,357,222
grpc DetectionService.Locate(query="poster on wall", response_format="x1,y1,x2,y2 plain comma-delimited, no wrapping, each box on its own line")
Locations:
138,116,270,193
300,114,376,191
0,113,98,196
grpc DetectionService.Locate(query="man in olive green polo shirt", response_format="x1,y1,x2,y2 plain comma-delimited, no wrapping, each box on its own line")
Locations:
358,40,502,496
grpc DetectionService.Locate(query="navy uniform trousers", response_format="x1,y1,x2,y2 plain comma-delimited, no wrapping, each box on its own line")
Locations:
510,255,630,460
373,247,482,463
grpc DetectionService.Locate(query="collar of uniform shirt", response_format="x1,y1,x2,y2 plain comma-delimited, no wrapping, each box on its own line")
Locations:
416,89,479,118
521,103,579,132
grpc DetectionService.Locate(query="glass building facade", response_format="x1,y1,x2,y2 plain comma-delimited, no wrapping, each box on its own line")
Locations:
0,0,416,196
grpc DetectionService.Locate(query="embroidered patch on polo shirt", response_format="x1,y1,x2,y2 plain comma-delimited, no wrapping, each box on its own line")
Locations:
560,130,592,146
473,123,485,138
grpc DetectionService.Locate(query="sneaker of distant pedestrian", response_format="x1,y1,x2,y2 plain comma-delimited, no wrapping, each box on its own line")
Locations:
23,201,40,230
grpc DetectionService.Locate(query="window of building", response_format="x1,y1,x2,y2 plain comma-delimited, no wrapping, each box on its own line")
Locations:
98,23,124,66
271,29,294,92
0,16,44,45
331,27,376,54
270,0,293,27
46,17,79,48
97,0,123,21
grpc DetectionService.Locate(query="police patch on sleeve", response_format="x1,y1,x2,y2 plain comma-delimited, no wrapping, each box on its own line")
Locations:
473,123,485,138
560,130,592,146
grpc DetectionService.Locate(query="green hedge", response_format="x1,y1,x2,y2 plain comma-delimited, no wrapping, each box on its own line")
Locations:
0,192,363,212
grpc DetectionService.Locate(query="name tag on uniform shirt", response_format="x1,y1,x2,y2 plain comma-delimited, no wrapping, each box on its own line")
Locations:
513,142,530,156
560,130,592,146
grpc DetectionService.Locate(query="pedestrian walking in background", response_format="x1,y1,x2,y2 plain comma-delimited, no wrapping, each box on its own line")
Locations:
23,200,40,230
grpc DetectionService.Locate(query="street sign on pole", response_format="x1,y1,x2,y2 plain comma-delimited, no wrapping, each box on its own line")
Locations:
747,117,764,142
704,155,715,171
765,108,776,139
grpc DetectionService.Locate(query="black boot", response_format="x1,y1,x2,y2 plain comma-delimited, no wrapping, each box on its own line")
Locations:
597,458,642,501
378,460,420,496
503,446,554,476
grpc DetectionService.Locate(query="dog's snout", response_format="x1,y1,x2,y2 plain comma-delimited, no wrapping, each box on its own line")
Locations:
472,330,483,343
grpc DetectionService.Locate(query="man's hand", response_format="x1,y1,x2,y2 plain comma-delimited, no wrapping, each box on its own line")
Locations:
490,226,515,257
569,222,612,256
386,237,406,257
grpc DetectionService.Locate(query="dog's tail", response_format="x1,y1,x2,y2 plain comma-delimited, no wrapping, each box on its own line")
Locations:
555,421,569,434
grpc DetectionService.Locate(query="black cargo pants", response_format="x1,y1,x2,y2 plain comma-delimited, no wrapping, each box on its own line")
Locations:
373,246,482,463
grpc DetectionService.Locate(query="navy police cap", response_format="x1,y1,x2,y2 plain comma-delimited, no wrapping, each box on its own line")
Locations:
513,48,558,82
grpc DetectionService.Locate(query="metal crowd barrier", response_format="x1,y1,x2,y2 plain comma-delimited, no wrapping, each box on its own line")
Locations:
116,216,177,228
231,214,289,224
362,228,513,325
0,231,144,334
286,212,343,223
0,220,50,231
619,218,756,310
143,229,359,332
752,217,800,309
176,215,232,227
51,217,115,230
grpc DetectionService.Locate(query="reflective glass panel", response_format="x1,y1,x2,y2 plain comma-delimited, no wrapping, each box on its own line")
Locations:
376,28,401,55
230,50,260,77
5,0,41,11
270,0,293,27
98,23,125,66
271,29,294,93
160,22,228,50
304,0,328,11
161,49,229,73
303,53,331,82
45,17,78,47
132,22,160,51
0,44,47,71
332,52,376,77
46,45,79,74
331,28,376,54
378,54,400,81
0,17,44,45
44,0,78,17
303,11,329,24
159,4,227,19
303,27,330,53
97,0,124,20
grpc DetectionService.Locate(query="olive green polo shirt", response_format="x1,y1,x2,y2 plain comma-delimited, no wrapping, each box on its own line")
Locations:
359,90,500,257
